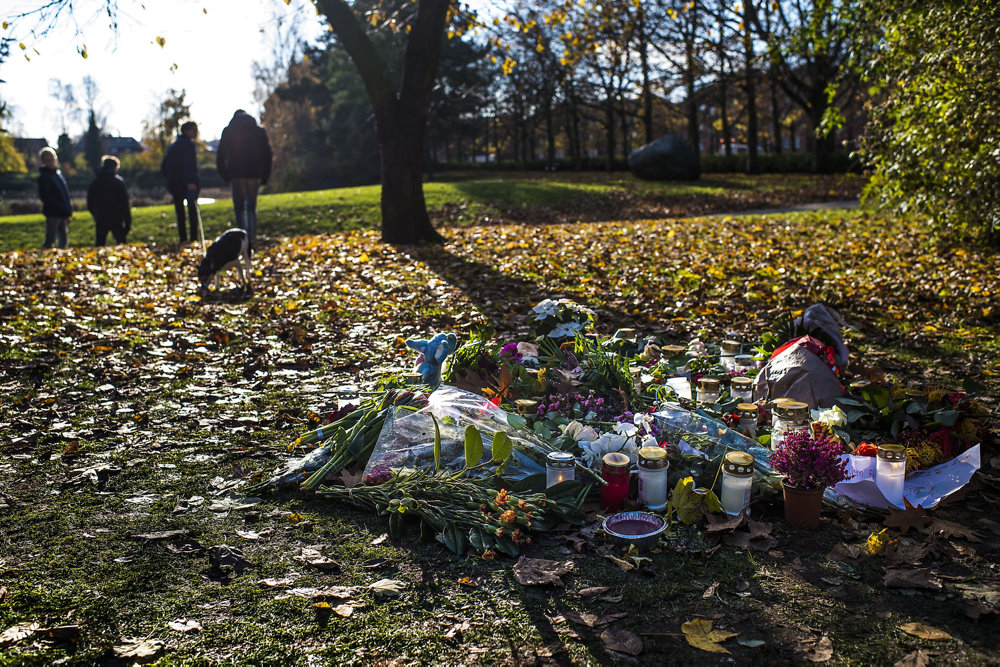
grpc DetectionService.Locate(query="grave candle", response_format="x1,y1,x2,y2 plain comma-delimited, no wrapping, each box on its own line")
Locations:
637,446,669,511
730,376,753,402
876,444,906,506
545,451,576,488
720,451,754,515
600,452,631,512
697,377,721,404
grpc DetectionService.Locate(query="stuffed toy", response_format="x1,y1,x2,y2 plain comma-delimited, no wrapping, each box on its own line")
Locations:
405,332,458,386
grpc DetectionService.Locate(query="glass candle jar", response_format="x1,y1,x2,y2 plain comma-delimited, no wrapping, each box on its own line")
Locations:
697,377,721,404
663,344,686,358
402,372,424,385
876,444,906,506
720,451,754,515
734,354,754,374
737,403,759,438
770,397,797,427
719,340,741,371
600,452,631,512
637,446,669,511
515,399,539,416
730,376,753,402
614,328,637,343
546,451,576,488
772,401,810,450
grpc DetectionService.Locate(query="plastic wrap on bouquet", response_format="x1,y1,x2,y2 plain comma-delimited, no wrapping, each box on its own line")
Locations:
652,403,772,470
362,385,548,483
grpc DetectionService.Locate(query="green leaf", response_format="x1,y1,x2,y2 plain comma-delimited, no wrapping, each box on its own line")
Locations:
432,415,441,473
490,431,513,462
388,512,402,540
935,409,960,427
507,414,528,430
464,425,483,467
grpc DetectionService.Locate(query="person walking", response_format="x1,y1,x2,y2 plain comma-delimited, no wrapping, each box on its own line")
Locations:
87,155,132,246
37,146,73,249
161,121,201,245
216,110,272,250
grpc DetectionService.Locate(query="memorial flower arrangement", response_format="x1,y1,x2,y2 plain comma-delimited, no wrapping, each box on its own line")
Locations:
529,298,595,339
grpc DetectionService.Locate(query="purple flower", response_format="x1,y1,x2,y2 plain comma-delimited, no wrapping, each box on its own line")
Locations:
770,430,850,490
499,342,522,363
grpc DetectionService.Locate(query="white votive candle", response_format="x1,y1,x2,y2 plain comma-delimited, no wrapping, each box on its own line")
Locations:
720,451,754,515
876,444,906,506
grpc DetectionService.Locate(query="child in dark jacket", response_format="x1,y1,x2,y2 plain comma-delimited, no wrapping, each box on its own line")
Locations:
87,155,132,246
37,146,73,249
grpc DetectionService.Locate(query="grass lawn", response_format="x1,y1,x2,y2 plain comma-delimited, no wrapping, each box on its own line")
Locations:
1,179,998,664
0,172,863,252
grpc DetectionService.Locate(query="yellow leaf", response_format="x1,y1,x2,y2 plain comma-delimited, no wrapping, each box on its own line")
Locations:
866,528,889,555
899,622,952,641
156,36,166,47
358,252,370,263
682,618,738,654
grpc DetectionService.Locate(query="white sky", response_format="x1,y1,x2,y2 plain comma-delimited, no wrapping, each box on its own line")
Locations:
1,0,328,143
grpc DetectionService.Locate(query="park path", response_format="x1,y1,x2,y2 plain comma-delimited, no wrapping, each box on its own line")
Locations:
713,199,860,217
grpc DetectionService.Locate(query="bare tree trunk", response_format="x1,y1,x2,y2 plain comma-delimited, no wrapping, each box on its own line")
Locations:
721,77,731,156
770,71,782,153
742,0,759,173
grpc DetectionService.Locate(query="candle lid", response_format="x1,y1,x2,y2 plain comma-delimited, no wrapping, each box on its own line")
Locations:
731,376,753,388
698,377,720,390
772,397,796,408
723,451,754,476
776,401,809,420
514,399,539,415
724,332,742,341
602,452,631,470
721,340,740,353
877,444,906,461
663,344,686,356
849,379,871,391
402,372,423,383
638,446,668,469
546,451,576,469
737,403,758,416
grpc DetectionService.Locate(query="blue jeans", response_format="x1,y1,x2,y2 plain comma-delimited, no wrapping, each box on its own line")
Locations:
231,177,260,248
43,217,68,249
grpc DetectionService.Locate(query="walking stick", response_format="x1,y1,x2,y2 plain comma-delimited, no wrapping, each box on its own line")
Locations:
195,197,206,254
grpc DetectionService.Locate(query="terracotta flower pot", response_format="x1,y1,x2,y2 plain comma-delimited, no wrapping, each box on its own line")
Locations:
782,483,825,529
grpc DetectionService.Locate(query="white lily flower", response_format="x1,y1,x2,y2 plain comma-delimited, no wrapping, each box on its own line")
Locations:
532,299,559,319
640,435,658,449
614,421,639,437
548,322,583,338
577,425,599,441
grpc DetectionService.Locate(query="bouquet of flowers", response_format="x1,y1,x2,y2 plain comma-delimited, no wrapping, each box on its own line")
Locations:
529,298,595,339
770,429,850,490
577,411,664,467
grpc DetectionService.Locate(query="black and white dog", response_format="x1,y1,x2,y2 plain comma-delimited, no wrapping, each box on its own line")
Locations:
198,228,252,295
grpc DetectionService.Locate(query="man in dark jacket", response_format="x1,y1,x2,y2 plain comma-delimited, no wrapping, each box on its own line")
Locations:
87,155,132,246
37,146,73,249
161,121,201,244
216,110,272,250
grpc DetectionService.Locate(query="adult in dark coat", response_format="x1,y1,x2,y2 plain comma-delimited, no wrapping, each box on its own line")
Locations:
216,110,272,249
37,146,73,249
160,121,201,244
87,155,132,246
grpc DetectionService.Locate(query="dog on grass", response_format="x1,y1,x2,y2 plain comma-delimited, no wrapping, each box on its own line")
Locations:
198,228,252,296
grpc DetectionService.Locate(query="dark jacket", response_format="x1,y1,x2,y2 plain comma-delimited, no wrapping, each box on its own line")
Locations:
87,167,132,230
216,113,273,184
161,134,199,191
38,165,73,218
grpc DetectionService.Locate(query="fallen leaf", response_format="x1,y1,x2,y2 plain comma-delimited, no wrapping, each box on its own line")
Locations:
681,618,737,654
705,512,744,533
884,538,930,566
899,622,952,641
577,586,611,598
894,649,936,667
801,635,834,662
337,468,365,489
867,529,890,555
457,576,477,587
168,618,202,633
885,509,932,534
333,604,354,618
883,568,943,592
370,533,388,546
738,638,766,648
513,556,574,586
0,622,39,646
113,637,164,661
295,547,340,571
257,578,295,588
702,582,720,599
368,578,405,598
826,543,862,561
604,554,634,571
134,529,189,541
747,519,773,540
600,626,643,655
926,518,981,542
207,545,252,574
564,610,628,627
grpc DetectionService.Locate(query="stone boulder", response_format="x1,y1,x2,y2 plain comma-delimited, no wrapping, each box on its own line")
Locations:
627,134,700,181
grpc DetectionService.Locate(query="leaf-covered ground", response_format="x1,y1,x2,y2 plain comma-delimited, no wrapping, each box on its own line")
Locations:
1,201,999,665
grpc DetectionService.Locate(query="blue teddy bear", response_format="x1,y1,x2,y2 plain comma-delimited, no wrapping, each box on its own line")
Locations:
405,332,458,387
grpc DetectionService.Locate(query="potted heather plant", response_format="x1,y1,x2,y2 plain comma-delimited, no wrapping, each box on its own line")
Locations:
770,429,850,528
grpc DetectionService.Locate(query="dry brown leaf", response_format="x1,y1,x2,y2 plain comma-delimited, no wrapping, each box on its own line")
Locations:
337,468,365,489
705,512,744,533
0,622,39,646
927,518,981,542
885,509,933,534
801,635,834,662
257,577,295,588
168,618,202,633
333,604,354,618
564,610,628,628
884,539,930,566
883,568,943,592
600,626,643,656
681,618,737,654
899,622,952,641
702,582,720,599
747,519,773,540
113,638,164,661
826,543,863,561
894,649,937,667
577,586,611,598
513,556,574,586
